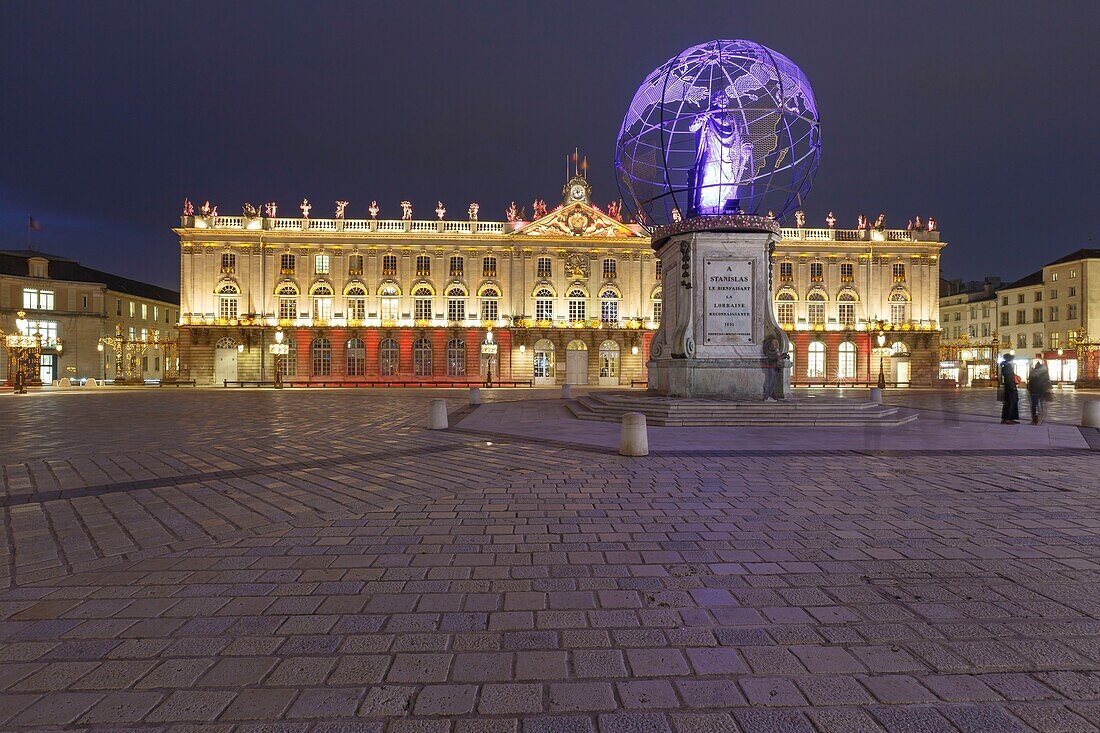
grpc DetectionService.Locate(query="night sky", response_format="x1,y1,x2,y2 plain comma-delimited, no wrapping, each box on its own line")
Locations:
2,1,1097,290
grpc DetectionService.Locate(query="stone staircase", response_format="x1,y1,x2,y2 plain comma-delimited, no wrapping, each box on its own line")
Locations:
566,391,917,427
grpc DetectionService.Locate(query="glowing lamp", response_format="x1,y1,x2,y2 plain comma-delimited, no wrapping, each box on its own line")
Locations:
519,344,526,353
97,342,104,352
876,332,886,348
237,344,244,353
275,328,284,344
15,311,28,334
631,345,639,355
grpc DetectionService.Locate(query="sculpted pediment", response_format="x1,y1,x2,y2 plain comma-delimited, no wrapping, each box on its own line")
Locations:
512,202,641,239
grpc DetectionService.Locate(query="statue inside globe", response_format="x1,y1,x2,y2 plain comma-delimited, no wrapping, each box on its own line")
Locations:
687,92,753,217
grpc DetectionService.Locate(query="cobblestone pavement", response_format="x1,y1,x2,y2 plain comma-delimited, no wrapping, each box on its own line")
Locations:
1,388,1100,732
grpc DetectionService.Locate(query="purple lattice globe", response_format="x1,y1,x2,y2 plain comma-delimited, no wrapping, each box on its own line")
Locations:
614,39,821,230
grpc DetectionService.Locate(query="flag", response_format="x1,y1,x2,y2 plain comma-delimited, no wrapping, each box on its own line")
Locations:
28,216,41,231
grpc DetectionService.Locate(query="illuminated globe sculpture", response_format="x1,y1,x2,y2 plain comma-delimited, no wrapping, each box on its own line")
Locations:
615,39,820,230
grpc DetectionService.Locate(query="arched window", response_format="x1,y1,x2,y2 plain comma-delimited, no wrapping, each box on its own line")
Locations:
217,283,239,320
480,287,500,322
599,289,620,324
311,337,331,376
535,288,554,321
413,286,433,321
413,338,433,377
379,338,399,376
598,340,620,379
281,338,297,377
447,338,466,377
446,287,466,322
215,337,236,349
311,283,334,321
652,287,662,323
568,288,587,322
807,291,826,325
533,339,555,379
346,338,365,376
891,341,910,356
838,341,856,379
837,290,857,327
346,285,367,321
775,291,796,325
379,284,399,323
416,254,431,277
807,341,826,379
537,256,552,278
276,283,298,321
889,290,909,325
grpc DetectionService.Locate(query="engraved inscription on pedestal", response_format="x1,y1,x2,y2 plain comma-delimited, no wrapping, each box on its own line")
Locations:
704,258,753,344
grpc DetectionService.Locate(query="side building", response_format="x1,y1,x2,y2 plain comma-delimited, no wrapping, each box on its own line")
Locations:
175,179,944,387
1,250,180,385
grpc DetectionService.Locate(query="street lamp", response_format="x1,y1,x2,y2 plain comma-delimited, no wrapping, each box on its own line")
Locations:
482,329,497,388
270,327,287,388
5,311,41,393
876,331,887,389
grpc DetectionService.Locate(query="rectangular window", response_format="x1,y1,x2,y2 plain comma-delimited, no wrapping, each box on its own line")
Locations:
1016,310,1026,324
653,300,662,323
281,253,295,274
315,254,330,275
1049,306,1059,321
1032,332,1043,348
140,328,148,341
1017,294,1025,304
414,297,432,321
602,258,617,279
601,299,618,323
1016,334,1027,348
142,356,148,372
1050,332,1060,348
348,254,364,275
82,294,88,310
19,319,59,345
1033,308,1042,323
279,297,297,320
381,296,399,323
449,256,464,277
153,305,159,321
840,263,854,282
655,260,662,278
569,298,586,322
1069,286,1077,297
535,298,553,321
537,257,552,278
129,301,135,318
1070,268,1077,278
416,255,431,277
808,302,825,325
810,262,824,282
221,253,236,273
1000,313,1009,327
892,263,905,282
982,304,990,318
890,302,907,324
382,254,397,277
777,302,794,325
1051,271,1059,281
22,288,55,310
219,296,238,319
779,262,793,282
154,357,160,372
447,298,465,322
981,323,990,337
313,297,333,321
141,303,148,320
480,298,498,322
348,297,366,320
838,302,855,326
1068,304,1078,319
1035,291,1043,301
483,256,497,278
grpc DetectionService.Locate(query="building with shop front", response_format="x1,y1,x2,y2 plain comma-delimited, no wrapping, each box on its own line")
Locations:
0,250,180,385
938,278,1001,385
938,249,1100,387
175,178,945,387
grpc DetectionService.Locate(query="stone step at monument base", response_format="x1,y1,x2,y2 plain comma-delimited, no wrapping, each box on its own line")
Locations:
566,392,917,427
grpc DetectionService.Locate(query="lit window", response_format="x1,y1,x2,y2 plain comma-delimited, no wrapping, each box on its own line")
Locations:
142,303,148,320
413,338,433,377
449,256,464,277
315,254,330,275
889,291,908,324
380,286,399,323
1070,268,1077,278
379,338,399,376
600,290,619,323
603,258,617,279
281,253,296,274
311,283,333,321
809,262,823,282
483,256,497,278
22,289,54,310
537,256,552,278
535,288,553,321
311,337,331,375
1050,332,1060,349
413,287,433,321
416,255,431,277
346,338,365,376
346,286,366,321
153,306,159,321
838,293,856,326
129,301,135,318
568,289,587,322
382,254,397,277
480,288,500,322
217,284,239,319
446,288,466,322
221,253,236,273
653,299,662,323
840,263,854,282
807,292,826,325
838,341,856,379
776,293,795,325
892,263,906,282
447,338,466,377
779,262,793,282
20,319,59,345
807,341,826,378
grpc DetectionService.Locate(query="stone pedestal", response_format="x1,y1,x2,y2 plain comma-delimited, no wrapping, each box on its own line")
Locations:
647,229,789,399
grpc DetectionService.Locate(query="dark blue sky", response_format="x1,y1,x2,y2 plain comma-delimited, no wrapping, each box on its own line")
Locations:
2,1,1096,289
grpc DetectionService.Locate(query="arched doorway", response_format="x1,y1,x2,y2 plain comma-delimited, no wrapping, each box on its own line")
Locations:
533,339,556,385
890,341,911,385
214,337,237,385
598,340,620,386
566,339,588,385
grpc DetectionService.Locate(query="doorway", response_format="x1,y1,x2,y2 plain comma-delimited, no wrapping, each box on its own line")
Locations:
214,338,238,385
598,340,620,386
39,354,57,384
566,340,588,385
533,339,555,385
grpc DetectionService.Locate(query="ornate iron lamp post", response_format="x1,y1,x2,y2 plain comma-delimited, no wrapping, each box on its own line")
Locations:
270,327,288,388
4,311,42,393
481,329,497,388
876,331,887,390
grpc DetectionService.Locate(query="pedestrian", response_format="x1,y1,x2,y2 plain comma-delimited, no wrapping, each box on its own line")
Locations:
1027,359,1053,424
763,351,790,402
999,353,1020,424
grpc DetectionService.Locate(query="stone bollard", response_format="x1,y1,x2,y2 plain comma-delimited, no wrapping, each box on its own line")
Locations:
561,383,572,399
619,412,649,457
869,387,883,404
59,378,71,388
86,378,99,388
1083,400,1100,428
469,387,481,405
427,399,449,430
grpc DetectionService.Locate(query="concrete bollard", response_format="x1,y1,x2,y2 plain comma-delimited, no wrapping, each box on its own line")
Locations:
561,383,572,399
619,412,649,457
1083,400,1100,428
869,387,883,404
427,399,449,430
59,378,71,388
86,378,99,388
469,387,481,405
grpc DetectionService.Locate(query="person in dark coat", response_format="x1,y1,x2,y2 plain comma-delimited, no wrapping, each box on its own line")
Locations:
1027,360,1053,424
1000,353,1020,424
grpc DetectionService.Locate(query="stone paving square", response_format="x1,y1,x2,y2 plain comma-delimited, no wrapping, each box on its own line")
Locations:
0,387,1099,732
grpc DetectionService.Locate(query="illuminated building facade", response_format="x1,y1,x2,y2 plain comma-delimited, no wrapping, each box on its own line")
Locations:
175,179,944,387
0,250,180,385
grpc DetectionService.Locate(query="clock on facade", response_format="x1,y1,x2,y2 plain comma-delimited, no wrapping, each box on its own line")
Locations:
562,176,591,206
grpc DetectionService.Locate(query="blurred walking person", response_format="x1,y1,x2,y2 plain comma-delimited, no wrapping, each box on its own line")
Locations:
1000,353,1020,424
1027,359,1053,424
